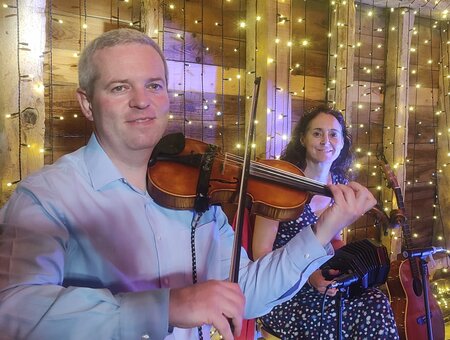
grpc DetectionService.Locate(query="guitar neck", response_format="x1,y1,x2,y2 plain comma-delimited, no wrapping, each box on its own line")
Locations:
393,187,422,279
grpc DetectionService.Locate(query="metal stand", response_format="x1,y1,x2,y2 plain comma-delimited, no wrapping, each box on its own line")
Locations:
419,256,433,340
336,287,350,340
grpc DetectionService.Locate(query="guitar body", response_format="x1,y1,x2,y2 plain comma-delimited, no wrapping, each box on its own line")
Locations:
386,259,444,340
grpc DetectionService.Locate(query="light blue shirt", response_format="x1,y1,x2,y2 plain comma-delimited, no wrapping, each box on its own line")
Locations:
0,134,332,340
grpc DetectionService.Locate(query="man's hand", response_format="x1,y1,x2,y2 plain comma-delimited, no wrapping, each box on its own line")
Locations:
314,182,376,246
169,280,245,339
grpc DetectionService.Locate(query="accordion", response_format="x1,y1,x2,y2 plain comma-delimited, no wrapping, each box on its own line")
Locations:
321,238,390,297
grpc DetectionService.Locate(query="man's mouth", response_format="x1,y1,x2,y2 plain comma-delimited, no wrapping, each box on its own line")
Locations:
129,117,155,123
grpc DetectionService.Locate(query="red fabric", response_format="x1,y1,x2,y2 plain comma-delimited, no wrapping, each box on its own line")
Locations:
231,208,256,340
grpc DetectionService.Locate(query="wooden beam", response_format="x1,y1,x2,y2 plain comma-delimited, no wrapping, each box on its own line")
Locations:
436,27,450,254
381,7,415,259
141,0,162,42
358,0,449,16
0,0,46,205
246,0,292,160
328,0,356,123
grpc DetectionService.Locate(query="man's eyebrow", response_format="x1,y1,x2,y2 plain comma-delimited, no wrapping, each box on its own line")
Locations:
104,77,166,87
146,77,166,85
311,127,341,132
105,79,129,87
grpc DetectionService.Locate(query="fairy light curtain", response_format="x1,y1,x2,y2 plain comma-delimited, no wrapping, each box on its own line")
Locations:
346,1,387,243
0,0,448,261
290,0,329,121
162,0,246,153
406,13,440,248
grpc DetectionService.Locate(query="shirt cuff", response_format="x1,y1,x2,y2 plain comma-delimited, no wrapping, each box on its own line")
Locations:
285,225,334,269
119,289,171,340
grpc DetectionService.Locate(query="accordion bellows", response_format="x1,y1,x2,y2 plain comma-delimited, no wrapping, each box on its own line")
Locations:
321,239,390,297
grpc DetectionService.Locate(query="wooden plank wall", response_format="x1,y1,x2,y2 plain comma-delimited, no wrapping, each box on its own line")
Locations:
0,0,443,255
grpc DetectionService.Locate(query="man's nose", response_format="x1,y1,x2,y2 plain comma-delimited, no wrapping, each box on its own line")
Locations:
321,134,329,144
129,88,151,109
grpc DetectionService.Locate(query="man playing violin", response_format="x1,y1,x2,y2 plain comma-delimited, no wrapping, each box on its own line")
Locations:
0,28,377,340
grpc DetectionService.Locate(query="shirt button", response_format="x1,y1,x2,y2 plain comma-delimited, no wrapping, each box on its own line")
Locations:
304,253,310,259
141,334,150,339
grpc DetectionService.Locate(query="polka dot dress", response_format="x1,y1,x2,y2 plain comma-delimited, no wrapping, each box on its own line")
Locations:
260,174,399,340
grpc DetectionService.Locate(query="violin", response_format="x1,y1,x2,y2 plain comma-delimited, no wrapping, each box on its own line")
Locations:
147,132,332,222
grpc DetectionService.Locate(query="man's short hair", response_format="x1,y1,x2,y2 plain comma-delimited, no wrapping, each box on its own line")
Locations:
78,28,168,96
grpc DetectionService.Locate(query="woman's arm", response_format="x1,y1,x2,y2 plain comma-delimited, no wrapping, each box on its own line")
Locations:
251,215,279,260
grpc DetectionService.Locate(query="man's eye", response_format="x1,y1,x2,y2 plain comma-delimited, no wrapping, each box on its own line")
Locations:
112,85,126,92
148,83,163,90
312,131,321,137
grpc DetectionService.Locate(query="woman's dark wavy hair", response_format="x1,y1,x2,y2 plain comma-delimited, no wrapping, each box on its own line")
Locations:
281,105,354,179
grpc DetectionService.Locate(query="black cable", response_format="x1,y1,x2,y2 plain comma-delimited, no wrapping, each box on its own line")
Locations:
319,287,330,340
190,213,203,340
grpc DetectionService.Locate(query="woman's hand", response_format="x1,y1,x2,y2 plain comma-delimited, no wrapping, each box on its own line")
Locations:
314,182,376,246
308,269,340,296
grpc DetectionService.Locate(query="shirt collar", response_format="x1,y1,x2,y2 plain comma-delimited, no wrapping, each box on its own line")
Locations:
84,134,124,190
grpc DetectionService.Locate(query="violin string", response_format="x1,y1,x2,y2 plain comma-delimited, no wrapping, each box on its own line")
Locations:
221,153,325,188
218,153,329,194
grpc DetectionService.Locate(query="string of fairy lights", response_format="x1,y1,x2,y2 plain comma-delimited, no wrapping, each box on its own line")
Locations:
355,0,377,240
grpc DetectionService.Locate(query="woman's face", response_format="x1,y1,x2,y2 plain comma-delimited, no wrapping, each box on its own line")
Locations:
301,112,344,165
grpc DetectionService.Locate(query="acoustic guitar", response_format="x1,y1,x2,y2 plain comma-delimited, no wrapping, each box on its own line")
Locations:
378,153,444,340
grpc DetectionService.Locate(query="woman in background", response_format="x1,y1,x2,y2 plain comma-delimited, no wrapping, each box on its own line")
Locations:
252,106,399,339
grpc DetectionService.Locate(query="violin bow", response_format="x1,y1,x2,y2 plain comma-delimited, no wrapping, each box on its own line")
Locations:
228,76,261,282
210,77,261,339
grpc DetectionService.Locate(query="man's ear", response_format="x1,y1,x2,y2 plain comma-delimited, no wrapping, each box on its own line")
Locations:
76,88,94,121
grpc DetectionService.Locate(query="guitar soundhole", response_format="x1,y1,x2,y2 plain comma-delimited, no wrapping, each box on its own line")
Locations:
412,278,423,297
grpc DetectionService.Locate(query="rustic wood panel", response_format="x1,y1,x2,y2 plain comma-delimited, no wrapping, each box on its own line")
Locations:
31,0,446,257
291,0,329,79
359,0,450,14
353,5,387,83
163,31,245,68
163,0,243,39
